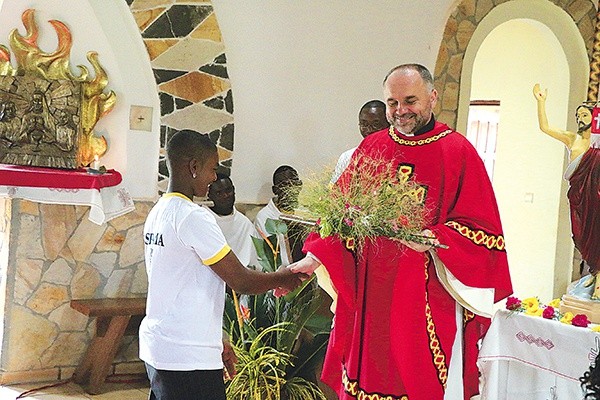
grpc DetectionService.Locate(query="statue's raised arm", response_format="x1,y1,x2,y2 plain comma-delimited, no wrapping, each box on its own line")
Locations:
533,83,578,150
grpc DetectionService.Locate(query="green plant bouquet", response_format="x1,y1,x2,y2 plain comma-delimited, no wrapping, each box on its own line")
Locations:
291,153,430,251
224,218,330,400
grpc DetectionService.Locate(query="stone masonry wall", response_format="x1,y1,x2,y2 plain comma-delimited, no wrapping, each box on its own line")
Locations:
0,199,152,384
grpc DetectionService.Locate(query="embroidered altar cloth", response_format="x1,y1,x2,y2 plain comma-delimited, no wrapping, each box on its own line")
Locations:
0,164,134,224
478,309,599,399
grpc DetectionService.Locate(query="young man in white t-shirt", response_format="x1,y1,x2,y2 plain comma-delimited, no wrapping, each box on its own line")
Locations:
140,130,304,400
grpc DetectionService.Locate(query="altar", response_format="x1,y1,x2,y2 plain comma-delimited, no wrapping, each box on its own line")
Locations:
478,309,599,399
0,164,134,224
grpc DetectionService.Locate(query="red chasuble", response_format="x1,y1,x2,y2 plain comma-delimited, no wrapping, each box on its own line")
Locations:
304,121,513,400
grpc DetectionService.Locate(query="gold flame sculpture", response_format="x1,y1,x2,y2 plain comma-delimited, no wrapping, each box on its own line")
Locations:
0,9,116,168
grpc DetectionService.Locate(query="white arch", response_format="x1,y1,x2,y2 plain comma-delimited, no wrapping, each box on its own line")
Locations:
458,0,589,135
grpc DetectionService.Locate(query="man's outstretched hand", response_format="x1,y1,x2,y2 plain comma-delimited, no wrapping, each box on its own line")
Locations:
274,255,320,297
273,265,308,297
288,254,321,275
533,83,547,102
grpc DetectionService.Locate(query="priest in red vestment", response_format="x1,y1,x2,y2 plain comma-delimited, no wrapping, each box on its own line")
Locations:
289,64,513,400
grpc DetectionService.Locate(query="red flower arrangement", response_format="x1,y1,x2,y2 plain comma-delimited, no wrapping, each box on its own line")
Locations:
505,295,592,329
506,296,522,311
542,306,555,319
572,314,590,328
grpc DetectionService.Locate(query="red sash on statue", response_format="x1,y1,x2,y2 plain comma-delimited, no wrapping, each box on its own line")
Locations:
567,147,600,273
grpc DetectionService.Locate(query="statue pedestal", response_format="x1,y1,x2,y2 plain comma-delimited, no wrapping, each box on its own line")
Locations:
560,295,600,324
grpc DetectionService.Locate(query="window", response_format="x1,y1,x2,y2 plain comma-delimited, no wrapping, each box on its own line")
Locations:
466,100,500,179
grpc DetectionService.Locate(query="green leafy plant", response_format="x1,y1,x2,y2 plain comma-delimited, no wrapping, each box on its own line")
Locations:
224,218,330,400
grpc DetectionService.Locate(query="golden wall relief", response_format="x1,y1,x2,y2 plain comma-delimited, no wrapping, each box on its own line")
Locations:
0,76,81,168
0,9,115,169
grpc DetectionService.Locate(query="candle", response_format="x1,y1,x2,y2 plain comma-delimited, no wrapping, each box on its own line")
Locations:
91,155,100,170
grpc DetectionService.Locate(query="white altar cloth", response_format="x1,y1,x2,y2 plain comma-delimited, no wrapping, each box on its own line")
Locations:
0,184,135,225
478,309,600,399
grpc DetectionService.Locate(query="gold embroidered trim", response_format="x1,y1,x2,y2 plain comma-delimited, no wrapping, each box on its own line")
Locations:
464,309,475,325
342,367,408,400
396,164,427,205
388,126,452,146
424,254,448,388
445,221,505,251
397,164,414,183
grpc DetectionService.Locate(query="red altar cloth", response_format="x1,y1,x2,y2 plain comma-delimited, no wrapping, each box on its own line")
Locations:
0,164,122,191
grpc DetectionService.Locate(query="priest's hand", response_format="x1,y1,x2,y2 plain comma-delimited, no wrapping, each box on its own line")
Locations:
400,229,439,252
273,265,308,297
288,253,321,275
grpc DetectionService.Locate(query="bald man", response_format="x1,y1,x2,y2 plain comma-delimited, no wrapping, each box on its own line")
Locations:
290,64,512,400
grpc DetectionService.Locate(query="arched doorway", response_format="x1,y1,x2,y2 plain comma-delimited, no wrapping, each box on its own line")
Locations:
470,19,570,301
434,0,594,300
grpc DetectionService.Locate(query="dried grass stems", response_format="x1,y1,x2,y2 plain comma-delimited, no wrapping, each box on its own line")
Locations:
290,153,428,251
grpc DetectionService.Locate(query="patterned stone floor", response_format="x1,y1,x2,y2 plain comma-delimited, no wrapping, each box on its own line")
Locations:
0,380,149,399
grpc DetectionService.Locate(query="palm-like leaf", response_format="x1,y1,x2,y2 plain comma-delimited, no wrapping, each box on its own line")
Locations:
224,219,331,399
277,278,322,353
252,235,280,272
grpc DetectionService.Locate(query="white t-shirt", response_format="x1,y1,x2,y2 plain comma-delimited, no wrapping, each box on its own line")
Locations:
139,192,231,371
206,207,260,268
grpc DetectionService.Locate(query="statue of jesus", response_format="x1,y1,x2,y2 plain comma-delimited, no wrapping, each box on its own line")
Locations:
533,83,600,299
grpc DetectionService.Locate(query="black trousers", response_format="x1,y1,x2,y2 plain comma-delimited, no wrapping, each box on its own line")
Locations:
145,363,226,400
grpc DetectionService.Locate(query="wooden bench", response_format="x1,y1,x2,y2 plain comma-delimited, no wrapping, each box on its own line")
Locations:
70,297,146,394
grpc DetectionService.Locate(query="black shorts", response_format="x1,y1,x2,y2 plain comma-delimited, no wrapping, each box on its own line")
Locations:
145,363,226,400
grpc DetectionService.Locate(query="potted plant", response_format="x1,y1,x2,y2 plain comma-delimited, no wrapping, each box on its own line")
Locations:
224,218,331,400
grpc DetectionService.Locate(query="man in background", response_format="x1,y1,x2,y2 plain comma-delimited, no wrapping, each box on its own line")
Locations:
206,173,259,269
331,100,389,183
254,165,303,265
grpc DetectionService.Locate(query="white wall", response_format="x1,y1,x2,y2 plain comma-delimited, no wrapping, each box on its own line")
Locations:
212,0,457,202
471,19,570,302
0,0,160,199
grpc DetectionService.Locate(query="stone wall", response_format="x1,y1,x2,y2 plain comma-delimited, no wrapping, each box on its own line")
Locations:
0,199,152,384
127,0,233,193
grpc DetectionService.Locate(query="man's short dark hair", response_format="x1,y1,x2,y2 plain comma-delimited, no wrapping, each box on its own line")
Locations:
166,130,216,170
215,172,233,184
360,100,386,114
273,165,298,185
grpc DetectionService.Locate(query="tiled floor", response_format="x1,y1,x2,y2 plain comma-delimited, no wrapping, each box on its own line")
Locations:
0,380,150,399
